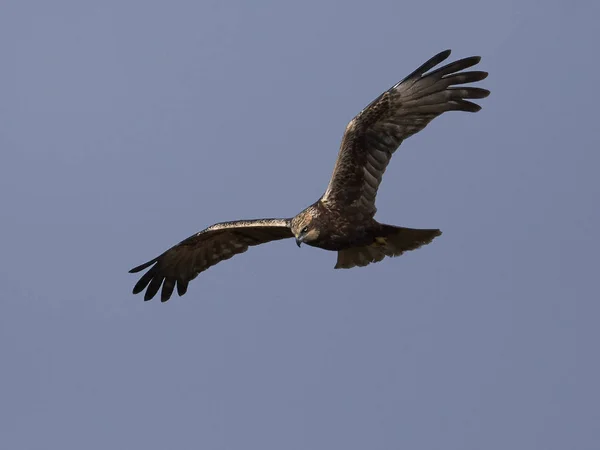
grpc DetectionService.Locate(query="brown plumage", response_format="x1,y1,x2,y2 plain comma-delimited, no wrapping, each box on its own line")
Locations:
130,49,490,301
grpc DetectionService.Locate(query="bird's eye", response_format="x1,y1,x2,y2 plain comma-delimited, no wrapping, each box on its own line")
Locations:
301,226,309,233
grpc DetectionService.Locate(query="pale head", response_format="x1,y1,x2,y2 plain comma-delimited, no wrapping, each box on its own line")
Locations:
290,205,320,247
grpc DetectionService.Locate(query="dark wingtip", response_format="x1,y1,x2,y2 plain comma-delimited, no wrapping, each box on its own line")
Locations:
144,290,156,302
430,50,452,68
129,258,158,274
463,71,488,83
176,279,189,297
457,100,483,112
132,274,152,295
467,55,481,65
160,280,175,302
478,87,491,98
400,50,452,85
439,49,452,59
423,49,452,71
144,276,163,301
461,56,482,71
462,87,490,99
453,56,481,68
132,286,143,295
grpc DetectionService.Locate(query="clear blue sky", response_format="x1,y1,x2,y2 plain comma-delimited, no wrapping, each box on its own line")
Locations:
1,1,598,449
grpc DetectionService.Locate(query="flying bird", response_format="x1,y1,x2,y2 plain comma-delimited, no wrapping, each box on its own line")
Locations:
130,49,490,302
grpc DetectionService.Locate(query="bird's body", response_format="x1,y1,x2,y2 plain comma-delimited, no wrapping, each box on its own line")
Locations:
130,49,490,301
292,202,373,251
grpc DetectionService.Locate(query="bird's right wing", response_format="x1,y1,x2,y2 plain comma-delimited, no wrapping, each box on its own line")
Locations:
321,49,490,216
130,218,293,302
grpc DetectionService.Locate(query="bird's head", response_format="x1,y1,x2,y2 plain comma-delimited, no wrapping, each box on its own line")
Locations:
291,207,320,247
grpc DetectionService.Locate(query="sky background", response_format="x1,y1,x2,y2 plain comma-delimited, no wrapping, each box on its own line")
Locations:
1,1,599,449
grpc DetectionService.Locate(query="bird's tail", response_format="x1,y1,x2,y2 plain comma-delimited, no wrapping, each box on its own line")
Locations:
334,225,441,269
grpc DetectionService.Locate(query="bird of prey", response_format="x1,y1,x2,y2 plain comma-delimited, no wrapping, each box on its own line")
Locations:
130,49,490,302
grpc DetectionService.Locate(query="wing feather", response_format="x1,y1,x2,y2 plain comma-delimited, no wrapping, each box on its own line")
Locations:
321,49,490,214
130,218,293,302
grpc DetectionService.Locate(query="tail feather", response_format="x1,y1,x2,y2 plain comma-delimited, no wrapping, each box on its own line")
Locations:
334,226,441,269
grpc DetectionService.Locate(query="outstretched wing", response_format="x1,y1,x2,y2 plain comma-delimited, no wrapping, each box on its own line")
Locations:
130,218,293,302
321,49,490,215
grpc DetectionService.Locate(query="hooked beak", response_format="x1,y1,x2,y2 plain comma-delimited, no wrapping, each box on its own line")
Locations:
295,236,303,247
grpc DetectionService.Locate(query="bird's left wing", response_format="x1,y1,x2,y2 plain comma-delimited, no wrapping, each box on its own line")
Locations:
130,218,293,302
321,49,490,215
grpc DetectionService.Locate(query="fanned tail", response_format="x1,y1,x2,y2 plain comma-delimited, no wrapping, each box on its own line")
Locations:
335,226,441,269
